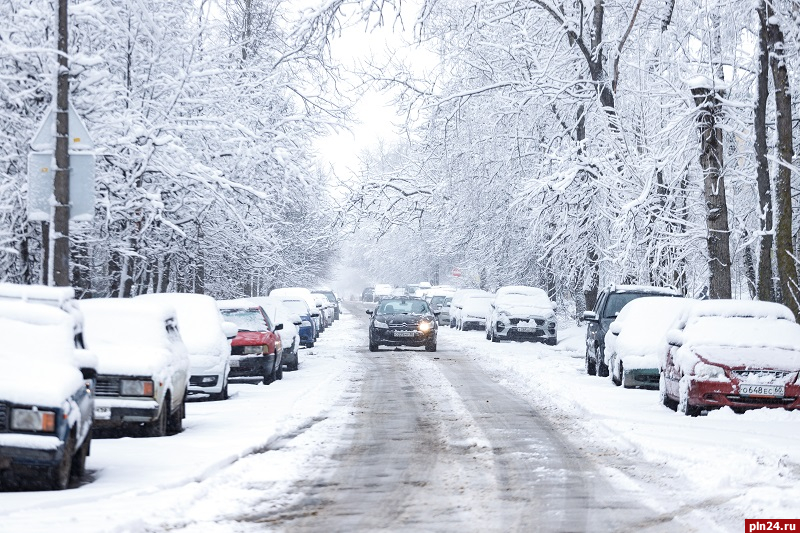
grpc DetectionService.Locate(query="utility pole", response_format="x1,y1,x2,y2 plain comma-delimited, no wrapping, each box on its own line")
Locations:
52,0,70,286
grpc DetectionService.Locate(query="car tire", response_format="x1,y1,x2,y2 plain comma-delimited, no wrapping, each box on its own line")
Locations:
211,380,229,401
678,380,700,417
491,328,500,343
50,432,75,490
306,341,315,348
275,353,283,380
143,399,168,437
70,432,90,479
369,340,379,352
288,352,299,371
485,329,491,341
545,336,557,346
611,359,621,386
659,373,677,410
596,347,609,377
167,396,184,435
425,341,437,352
585,348,597,376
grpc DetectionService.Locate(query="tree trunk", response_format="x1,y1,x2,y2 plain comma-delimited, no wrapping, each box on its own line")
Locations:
755,0,774,301
691,84,732,299
768,10,800,320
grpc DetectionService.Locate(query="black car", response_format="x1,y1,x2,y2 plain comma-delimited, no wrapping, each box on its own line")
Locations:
366,297,438,352
583,284,681,377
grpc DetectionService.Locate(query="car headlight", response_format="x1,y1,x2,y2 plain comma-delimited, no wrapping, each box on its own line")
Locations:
373,320,389,329
418,321,433,332
120,379,155,397
241,345,265,355
12,408,56,432
694,362,726,379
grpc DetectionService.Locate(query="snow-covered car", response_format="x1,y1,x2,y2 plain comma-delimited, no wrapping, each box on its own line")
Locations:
457,293,496,331
0,301,94,490
486,287,557,344
250,296,303,371
137,293,236,400
373,284,393,300
604,297,691,389
270,287,321,338
276,298,317,348
218,300,283,384
79,299,190,437
312,289,341,320
361,287,376,303
449,289,490,328
660,300,800,416
583,284,682,377
428,295,452,325
367,297,438,352
312,292,334,329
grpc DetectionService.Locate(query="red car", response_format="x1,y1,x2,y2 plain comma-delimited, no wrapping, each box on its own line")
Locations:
219,301,283,385
660,300,800,416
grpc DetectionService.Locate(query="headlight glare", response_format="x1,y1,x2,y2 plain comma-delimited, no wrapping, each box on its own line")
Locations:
11,408,56,432
419,321,433,332
120,379,155,396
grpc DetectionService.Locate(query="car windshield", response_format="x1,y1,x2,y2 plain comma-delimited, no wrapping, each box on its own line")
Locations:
220,308,268,332
430,296,447,306
282,300,309,316
603,293,652,318
377,299,430,315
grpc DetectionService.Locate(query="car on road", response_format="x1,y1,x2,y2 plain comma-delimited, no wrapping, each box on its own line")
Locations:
660,300,800,416
250,296,303,371
449,289,490,328
361,287,376,303
486,286,557,344
604,297,691,389
0,301,95,490
137,293,237,400
219,300,283,384
366,297,438,352
583,284,681,377
80,298,190,437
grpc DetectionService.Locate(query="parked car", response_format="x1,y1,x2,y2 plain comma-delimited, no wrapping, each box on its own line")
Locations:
362,287,376,303
604,297,691,389
428,295,452,325
583,284,681,377
312,289,341,320
271,288,321,338
373,284,393,300
218,300,283,384
0,301,94,490
449,289,489,328
458,293,496,331
660,300,800,416
79,298,190,437
250,297,302,371
312,292,334,329
137,293,236,400
486,287,557,344
366,297,438,352
276,298,317,348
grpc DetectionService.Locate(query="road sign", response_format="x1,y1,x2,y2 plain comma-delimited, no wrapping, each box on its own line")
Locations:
451,267,462,277
30,103,95,151
27,152,95,221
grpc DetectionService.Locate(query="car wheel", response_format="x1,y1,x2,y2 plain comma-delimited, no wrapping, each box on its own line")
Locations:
369,339,379,352
306,341,315,348
289,351,299,371
276,353,283,380
659,373,677,410
425,341,437,352
678,380,700,417
596,347,609,377
611,358,621,386
167,396,184,435
545,336,557,346
486,328,491,341
143,399,168,437
449,319,455,328
49,432,75,490
585,348,596,376
211,380,229,401
491,328,500,343
70,432,90,479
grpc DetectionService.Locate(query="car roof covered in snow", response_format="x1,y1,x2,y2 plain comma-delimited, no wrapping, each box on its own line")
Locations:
604,284,680,295
685,299,795,322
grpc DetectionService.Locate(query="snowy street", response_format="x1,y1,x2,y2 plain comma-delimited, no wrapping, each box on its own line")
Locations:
1,302,797,532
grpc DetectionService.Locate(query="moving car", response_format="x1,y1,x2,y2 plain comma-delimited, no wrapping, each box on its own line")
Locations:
218,300,283,384
486,286,557,344
361,287,376,303
583,284,681,377
0,301,94,490
366,297,438,352
604,297,691,389
250,297,302,371
449,289,489,328
80,299,190,437
137,293,236,400
457,293,495,331
660,300,800,416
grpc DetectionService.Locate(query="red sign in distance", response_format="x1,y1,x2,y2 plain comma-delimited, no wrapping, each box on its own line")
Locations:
451,267,461,277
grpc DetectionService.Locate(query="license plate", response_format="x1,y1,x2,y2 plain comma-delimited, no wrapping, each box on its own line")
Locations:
94,407,111,420
229,359,240,367
739,384,784,397
516,327,536,333
394,331,415,337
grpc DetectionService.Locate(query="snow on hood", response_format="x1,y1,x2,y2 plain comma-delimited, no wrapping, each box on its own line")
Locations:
462,298,494,317
0,358,84,408
495,294,554,318
92,343,173,377
0,301,78,367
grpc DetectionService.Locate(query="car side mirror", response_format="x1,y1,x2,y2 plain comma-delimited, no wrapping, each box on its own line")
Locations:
222,321,238,340
582,311,598,322
293,320,302,326
433,311,440,316
366,309,373,315
666,329,684,347
311,312,320,318
274,323,284,331
609,321,622,336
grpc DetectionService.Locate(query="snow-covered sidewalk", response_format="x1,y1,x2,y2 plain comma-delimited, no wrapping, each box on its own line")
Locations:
0,312,363,533
439,325,800,526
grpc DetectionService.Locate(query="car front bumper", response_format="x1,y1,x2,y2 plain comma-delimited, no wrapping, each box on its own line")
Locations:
371,328,436,347
494,323,557,342
622,368,660,389
92,397,160,427
229,354,273,378
0,433,64,469
686,379,800,411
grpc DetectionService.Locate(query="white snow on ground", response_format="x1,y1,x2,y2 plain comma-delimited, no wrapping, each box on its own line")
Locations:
0,311,363,533
438,325,800,527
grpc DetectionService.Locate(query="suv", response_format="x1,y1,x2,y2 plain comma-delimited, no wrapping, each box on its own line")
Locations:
583,284,681,377
0,301,95,490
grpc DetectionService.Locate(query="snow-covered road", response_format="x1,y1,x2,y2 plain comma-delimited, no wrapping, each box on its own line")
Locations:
1,302,797,532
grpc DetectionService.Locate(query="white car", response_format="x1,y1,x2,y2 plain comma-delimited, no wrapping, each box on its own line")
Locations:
137,293,236,400
458,293,496,331
270,287,322,337
250,296,302,371
80,299,191,436
604,297,691,389
449,289,491,328
312,293,334,328
486,286,557,345
373,284,393,300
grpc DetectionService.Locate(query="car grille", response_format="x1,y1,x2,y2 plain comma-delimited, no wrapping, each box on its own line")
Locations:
509,318,545,326
388,324,417,330
96,376,121,397
0,403,8,431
